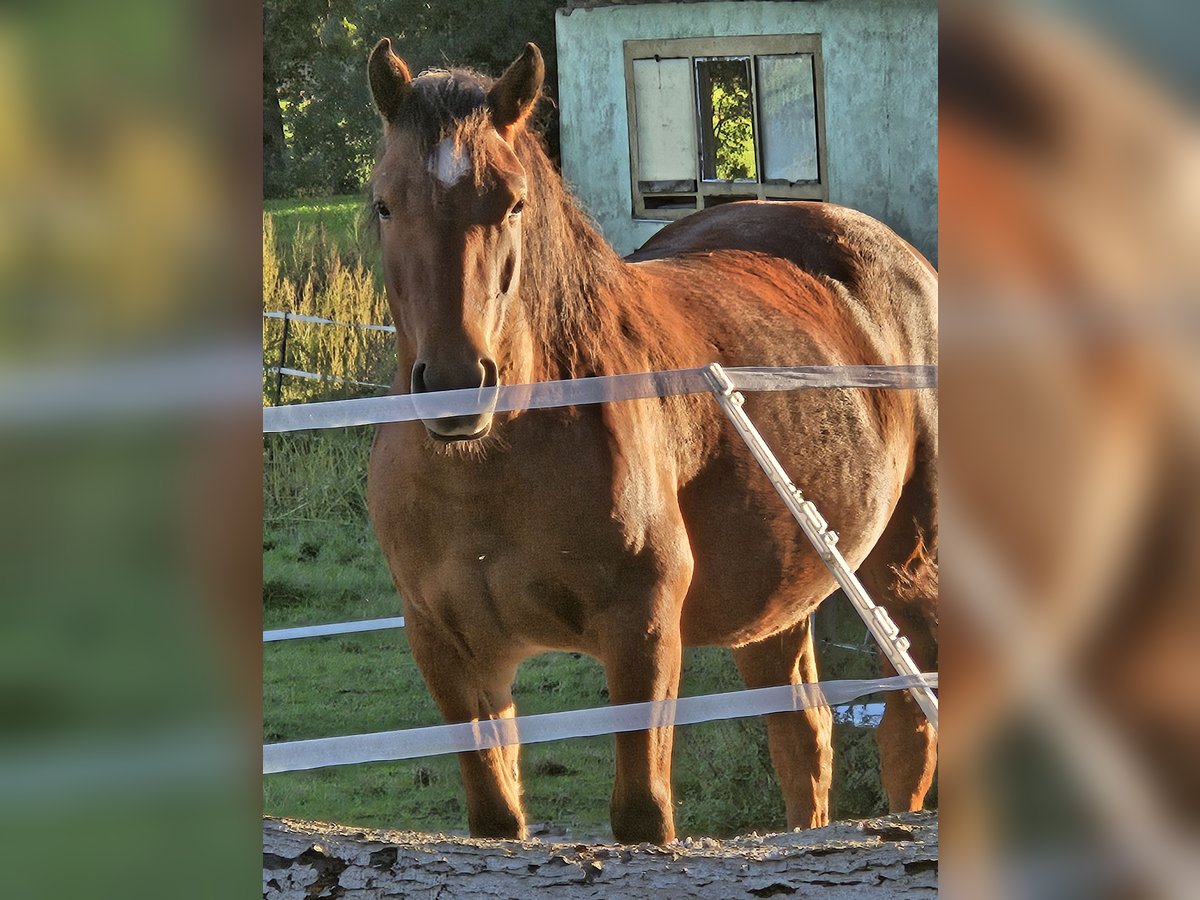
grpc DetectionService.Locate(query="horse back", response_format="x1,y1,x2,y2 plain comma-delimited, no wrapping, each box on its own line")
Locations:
629,201,935,286
629,201,936,439
630,201,935,353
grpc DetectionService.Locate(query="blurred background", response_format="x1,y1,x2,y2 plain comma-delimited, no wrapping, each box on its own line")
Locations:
940,1,1200,897
0,0,260,897
1,0,1198,897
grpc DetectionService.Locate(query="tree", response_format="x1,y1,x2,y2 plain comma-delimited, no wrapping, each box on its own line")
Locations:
263,0,563,198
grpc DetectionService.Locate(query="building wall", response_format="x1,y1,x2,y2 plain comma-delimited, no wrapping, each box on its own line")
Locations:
555,0,938,262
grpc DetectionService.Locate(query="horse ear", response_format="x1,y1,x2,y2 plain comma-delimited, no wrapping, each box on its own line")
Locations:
488,43,545,133
369,38,412,122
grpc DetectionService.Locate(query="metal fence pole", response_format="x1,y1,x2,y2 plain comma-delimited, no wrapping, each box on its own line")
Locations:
272,312,291,407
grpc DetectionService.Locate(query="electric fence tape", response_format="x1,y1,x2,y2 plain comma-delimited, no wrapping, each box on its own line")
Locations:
264,365,391,390
263,673,936,774
263,364,936,433
264,310,397,333
264,617,407,642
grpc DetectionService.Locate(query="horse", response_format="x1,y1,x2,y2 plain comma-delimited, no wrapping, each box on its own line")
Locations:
364,39,938,844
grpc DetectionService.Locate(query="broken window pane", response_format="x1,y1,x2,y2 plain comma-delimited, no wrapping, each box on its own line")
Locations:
756,54,819,184
696,57,757,182
632,57,697,185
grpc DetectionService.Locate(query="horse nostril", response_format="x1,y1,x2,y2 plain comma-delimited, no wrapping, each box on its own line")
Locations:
480,358,499,389
411,361,428,394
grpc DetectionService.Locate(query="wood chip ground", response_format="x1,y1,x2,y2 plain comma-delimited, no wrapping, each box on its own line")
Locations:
264,810,937,898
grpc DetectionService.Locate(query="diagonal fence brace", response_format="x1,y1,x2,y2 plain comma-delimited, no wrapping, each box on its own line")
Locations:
702,363,939,731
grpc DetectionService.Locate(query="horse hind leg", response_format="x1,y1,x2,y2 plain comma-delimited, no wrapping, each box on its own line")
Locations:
733,617,833,829
859,456,938,812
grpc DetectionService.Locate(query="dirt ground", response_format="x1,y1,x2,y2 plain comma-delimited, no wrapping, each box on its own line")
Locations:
264,810,937,898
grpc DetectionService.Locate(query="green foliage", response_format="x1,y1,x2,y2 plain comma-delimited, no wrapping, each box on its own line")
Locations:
264,0,564,198
701,59,757,181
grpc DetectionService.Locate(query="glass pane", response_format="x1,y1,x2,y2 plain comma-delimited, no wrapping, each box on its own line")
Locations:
632,57,696,183
695,57,757,182
756,54,819,184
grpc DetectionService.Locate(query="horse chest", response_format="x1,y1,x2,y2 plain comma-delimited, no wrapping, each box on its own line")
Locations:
369,418,684,647
378,428,611,543
392,474,642,649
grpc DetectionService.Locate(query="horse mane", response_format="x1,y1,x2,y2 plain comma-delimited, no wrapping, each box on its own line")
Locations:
510,126,642,379
370,65,667,381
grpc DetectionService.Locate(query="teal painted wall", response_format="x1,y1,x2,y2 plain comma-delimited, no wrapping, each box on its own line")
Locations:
555,0,938,261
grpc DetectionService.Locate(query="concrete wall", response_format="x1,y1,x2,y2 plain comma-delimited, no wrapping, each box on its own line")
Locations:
555,0,938,262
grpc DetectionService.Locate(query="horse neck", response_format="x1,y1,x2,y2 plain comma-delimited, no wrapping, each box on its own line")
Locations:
512,135,653,381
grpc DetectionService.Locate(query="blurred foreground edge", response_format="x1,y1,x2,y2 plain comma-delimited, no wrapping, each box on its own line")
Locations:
940,2,1200,899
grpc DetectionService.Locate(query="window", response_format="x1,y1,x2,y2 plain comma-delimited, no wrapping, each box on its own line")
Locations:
624,35,827,220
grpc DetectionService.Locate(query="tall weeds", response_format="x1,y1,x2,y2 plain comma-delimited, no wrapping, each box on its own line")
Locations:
264,430,373,526
262,213,395,406
263,209,394,527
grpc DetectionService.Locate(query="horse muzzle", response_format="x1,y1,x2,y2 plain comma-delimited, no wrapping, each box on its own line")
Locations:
411,357,500,442
424,414,494,442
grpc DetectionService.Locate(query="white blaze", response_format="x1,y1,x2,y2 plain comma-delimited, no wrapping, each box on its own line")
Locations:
429,138,471,186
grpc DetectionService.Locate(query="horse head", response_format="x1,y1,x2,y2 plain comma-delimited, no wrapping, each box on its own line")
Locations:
368,39,544,441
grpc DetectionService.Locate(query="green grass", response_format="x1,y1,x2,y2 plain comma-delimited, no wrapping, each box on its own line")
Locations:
263,431,893,838
264,194,369,260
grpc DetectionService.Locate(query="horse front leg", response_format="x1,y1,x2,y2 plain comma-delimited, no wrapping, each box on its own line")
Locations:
598,530,692,844
406,617,525,839
601,615,684,845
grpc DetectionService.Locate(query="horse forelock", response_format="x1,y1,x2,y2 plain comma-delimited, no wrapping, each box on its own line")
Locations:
405,68,490,140
380,69,521,196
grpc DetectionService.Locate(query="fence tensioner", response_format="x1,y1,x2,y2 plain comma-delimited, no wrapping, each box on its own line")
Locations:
703,363,939,732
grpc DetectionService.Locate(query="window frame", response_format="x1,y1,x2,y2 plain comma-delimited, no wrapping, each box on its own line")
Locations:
623,34,828,221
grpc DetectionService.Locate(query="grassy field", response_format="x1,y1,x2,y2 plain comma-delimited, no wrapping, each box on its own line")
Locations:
261,429,891,838
263,194,370,262
262,196,899,839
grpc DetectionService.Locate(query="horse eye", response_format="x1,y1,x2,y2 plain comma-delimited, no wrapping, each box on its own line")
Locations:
374,200,392,220
509,199,525,218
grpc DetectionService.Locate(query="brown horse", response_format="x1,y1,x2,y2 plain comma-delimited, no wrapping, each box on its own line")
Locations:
365,39,937,844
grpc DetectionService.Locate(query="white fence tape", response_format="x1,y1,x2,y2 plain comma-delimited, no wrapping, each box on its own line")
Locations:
264,616,407,642
263,673,936,774
264,617,885,655
263,364,937,433
264,365,390,391
263,310,397,333
724,365,936,393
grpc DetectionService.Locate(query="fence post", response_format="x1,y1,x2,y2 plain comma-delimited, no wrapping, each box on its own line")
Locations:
273,312,290,407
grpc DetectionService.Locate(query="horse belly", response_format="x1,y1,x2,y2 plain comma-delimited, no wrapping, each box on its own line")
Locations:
677,395,906,647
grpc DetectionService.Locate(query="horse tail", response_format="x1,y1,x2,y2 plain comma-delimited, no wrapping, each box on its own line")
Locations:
889,428,938,629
